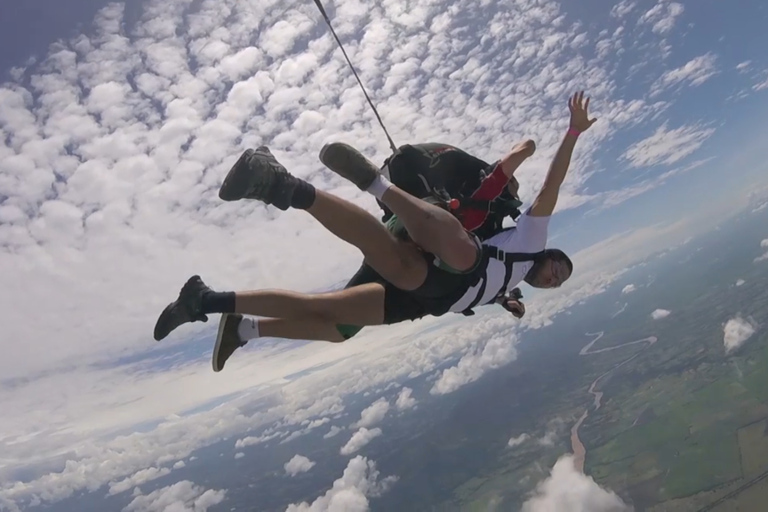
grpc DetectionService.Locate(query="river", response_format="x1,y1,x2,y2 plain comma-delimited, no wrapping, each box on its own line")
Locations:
571,331,658,473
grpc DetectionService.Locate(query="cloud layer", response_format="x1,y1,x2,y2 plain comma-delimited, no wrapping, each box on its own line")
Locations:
1,0,761,508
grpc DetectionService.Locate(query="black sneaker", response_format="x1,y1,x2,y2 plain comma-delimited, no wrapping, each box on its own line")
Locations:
153,275,211,341
213,313,246,372
319,142,380,191
218,146,299,210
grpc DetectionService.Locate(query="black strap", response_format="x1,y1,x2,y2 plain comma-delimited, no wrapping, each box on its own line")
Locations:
463,271,489,313
460,248,542,315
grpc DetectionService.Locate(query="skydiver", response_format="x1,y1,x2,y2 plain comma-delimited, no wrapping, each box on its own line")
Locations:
153,91,597,372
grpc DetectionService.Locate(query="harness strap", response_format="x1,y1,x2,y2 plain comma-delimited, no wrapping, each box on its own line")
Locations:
460,247,544,316
487,247,545,293
463,268,489,312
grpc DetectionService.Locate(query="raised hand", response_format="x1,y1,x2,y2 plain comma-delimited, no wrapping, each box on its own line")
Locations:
569,91,597,133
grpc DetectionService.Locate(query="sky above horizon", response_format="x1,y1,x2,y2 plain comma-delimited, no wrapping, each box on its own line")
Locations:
2,0,768,510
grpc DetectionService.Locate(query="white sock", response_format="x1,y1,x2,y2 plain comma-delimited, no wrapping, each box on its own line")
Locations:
237,316,260,342
366,174,393,200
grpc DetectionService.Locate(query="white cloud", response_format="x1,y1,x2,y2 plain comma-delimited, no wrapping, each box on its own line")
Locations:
234,452,245,459
340,428,383,456
754,76,768,92
610,0,636,18
724,316,757,354
430,331,519,395
123,480,226,512
639,0,685,35
173,461,186,469
354,398,390,428
395,388,416,411
651,53,718,96
651,309,671,320
621,284,636,294
735,279,745,287
324,426,343,439
736,61,751,72
285,455,316,476
108,467,171,496
521,456,632,512
755,239,768,262
508,434,531,448
285,456,397,512
307,418,331,429
537,419,566,447
622,123,715,168
588,157,712,214
235,430,284,448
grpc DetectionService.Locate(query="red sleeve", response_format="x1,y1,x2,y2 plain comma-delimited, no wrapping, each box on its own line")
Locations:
459,162,508,231
471,162,508,201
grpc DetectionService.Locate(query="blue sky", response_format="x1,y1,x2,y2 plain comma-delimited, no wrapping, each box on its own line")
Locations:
2,0,768,510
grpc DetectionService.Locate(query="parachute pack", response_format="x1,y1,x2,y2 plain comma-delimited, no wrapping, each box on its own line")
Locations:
379,143,524,241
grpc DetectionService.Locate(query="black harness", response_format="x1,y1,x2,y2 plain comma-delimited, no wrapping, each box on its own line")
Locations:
458,246,544,316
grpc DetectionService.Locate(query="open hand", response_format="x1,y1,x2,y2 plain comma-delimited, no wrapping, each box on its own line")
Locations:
569,91,597,132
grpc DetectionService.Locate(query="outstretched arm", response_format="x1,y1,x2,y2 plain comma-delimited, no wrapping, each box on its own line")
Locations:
530,91,597,217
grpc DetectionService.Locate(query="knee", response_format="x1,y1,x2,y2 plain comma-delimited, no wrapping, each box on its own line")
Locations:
446,234,481,273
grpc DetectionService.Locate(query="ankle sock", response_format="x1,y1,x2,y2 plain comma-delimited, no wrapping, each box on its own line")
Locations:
365,174,393,200
237,316,260,341
200,291,236,314
291,180,316,209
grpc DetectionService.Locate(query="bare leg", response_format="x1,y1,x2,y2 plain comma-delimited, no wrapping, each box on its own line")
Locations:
377,187,479,272
500,140,536,178
258,317,346,342
234,282,386,326
305,190,427,290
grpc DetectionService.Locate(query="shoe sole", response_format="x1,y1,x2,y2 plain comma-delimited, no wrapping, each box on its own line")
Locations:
319,142,378,190
212,314,230,372
219,149,255,201
153,302,177,341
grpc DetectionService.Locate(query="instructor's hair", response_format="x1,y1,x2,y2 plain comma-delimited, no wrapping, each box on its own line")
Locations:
543,248,573,278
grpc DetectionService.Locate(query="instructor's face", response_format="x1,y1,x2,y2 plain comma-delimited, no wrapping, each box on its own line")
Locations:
529,258,570,289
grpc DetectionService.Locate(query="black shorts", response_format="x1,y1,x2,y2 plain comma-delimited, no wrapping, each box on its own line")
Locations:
336,254,478,340
342,263,429,325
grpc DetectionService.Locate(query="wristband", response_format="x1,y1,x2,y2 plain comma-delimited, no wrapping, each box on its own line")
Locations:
567,127,581,137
